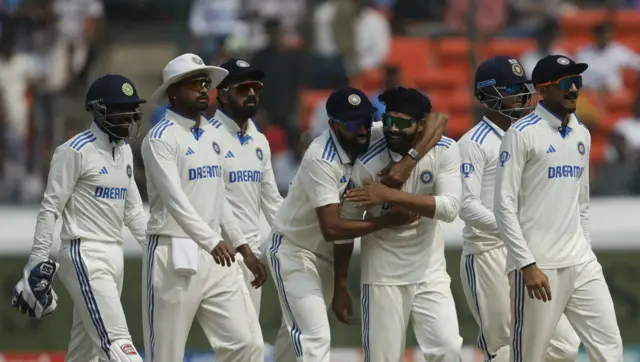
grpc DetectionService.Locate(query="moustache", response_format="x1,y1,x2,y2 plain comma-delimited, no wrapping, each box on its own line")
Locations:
564,93,578,100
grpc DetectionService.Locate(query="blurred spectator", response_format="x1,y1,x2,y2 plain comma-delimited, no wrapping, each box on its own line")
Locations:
253,108,295,195
446,0,506,37
520,18,568,76
188,0,241,64
53,0,104,87
307,0,390,89
0,24,39,157
607,98,640,163
241,0,306,51
252,18,303,154
504,0,576,37
576,21,640,92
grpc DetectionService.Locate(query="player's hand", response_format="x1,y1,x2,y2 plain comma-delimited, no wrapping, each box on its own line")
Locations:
211,241,236,267
384,206,420,227
521,264,552,302
345,179,394,207
331,287,353,324
241,251,267,288
379,159,413,189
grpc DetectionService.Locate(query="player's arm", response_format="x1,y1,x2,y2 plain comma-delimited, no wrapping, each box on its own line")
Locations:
372,143,461,222
579,132,591,244
380,113,448,188
458,140,500,234
124,161,148,245
219,196,249,249
141,137,217,252
31,146,82,262
494,130,535,269
301,158,406,242
259,143,283,224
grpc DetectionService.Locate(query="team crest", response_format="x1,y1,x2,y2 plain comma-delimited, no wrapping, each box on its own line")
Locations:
256,147,263,161
557,57,570,65
212,142,220,154
512,63,524,77
460,163,474,178
192,56,204,65
122,83,134,96
126,164,132,179
236,60,250,67
348,94,361,106
577,141,586,155
420,171,433,184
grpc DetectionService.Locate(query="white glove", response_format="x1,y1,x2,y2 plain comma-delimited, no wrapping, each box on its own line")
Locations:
12,257,59,319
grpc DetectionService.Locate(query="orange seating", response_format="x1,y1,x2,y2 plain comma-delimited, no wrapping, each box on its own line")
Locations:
299,90,332,132
446,113,474,138
604,90,634,113
435,38,488,69
414,67,470,92
387,37,432,72
612,11,640,33
621,68,640,90
351,68,384,93
559,10,609,38
487,38,537,59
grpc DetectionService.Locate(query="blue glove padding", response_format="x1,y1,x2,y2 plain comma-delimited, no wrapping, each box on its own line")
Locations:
12,259,59,319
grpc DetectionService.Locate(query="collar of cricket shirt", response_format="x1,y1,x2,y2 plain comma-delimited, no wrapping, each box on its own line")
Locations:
166,108,208,140
213,109,257,146
481,116,505,138
328,129,352,164
535,102,580,138
90,122,126,148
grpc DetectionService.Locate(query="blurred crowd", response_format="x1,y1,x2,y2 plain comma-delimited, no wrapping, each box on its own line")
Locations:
2,0,640,204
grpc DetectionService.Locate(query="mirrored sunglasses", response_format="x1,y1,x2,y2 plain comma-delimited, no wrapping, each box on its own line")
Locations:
383,113,415,130
538,75,582,91
231,81,264,96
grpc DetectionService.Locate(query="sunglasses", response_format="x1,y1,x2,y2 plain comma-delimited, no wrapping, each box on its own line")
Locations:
183,77,213,91
383,113,415,130
537,75,582,91
496,83,528,95
333,116,374,133
229,81,263,96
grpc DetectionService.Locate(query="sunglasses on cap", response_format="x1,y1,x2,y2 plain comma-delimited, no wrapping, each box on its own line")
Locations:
383,113,416,130
183,77,213,92
228,81,263,96
332,115,374,133
537,75,582,91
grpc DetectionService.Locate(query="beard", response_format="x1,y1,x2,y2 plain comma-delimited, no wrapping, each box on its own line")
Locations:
385,131,418,154
334,129,370,157
229,97,258,119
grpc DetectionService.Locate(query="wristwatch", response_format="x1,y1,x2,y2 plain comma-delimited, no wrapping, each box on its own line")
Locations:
407,148,420,161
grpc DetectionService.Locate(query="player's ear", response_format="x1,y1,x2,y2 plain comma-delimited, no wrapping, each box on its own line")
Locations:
417,117,426,133
328,118,338,132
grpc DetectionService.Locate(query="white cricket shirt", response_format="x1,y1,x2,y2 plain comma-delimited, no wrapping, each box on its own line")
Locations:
343,136,462,285
495,104,595,271
459,117,505,256
209,110,283,254
31,122,147,262
142,109,246,252
271,127,384,261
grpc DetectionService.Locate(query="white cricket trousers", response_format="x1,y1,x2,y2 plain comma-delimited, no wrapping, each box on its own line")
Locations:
57,239,142,362
267,233,334,362
510,258,623,362
142,235,264,362
460,246,580,362
361,277,463,362
238,258,263,316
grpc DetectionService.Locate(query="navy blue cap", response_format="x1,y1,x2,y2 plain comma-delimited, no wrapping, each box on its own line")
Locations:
531,55,588,85
85,74,146,110
326,87,377,120
217,58,265,89
475,56,529,90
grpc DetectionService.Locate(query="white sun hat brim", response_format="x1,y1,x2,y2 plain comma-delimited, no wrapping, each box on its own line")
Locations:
151,54,229,105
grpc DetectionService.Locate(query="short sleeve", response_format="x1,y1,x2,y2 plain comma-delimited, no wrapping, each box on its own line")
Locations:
298,157,341,208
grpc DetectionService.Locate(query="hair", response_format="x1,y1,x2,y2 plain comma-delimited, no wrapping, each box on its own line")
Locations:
378,87,432,119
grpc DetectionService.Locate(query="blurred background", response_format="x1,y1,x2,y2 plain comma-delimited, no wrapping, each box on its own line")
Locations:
0,0,640,361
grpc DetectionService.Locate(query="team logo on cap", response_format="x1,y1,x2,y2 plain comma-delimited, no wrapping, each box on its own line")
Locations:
348,94,361,106
557,57,570,65
256,147,263,161
236,60,250,68
577,141,586,155
192,56,204,65
512,63,524,77
122,83,134,96
126,164,132,179
420,170,433,184
212,142,220,154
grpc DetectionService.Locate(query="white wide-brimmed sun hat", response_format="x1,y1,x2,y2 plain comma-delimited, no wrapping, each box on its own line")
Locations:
151,53,229,105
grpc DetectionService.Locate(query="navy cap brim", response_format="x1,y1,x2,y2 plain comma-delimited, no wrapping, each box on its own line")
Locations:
105,98,147,106
535,63,589,85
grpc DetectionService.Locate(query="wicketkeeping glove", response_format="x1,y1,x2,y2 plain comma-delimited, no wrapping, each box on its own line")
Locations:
12,258,59,319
